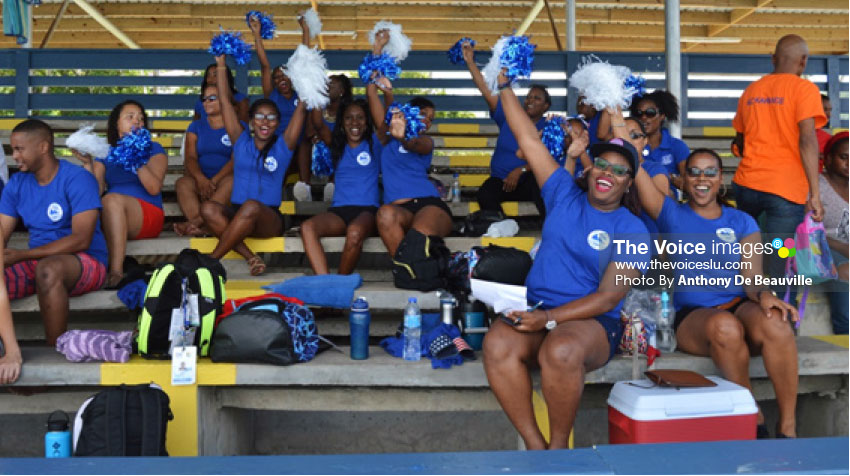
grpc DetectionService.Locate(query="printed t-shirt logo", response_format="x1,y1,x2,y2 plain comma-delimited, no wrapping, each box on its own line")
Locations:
264,156,278,172
356,151,372,166
221,134,232,147
47,202,63,222
661,154,673,165
398,145,409,154
587,230,610,251
716,227,737,243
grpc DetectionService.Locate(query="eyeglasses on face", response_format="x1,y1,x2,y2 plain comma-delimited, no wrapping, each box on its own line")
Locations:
629,131,647,140
685,167,720,178
253,113,278,122
202,95,218,102
593,157,632,177
633,108,659,119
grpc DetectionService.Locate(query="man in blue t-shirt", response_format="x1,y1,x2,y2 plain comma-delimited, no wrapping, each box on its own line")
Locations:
0,120,108,346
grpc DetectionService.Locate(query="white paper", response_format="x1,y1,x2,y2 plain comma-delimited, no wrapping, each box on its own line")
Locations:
470,278,528,314
171,346,197,386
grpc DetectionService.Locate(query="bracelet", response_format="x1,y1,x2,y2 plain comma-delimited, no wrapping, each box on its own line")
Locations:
613,122,626,127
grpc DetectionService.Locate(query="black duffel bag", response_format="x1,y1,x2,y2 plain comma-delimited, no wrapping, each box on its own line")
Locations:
471,244,533,286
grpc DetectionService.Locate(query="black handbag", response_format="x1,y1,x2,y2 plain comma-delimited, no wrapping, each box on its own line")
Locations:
461,210,505,237
392,229,451,292
471,245,533,286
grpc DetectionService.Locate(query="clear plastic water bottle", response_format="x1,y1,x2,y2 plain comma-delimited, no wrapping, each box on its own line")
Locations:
451,173,461,203
402,297,421,361
656,291,677,353
45,410,71,458
349,296,370,360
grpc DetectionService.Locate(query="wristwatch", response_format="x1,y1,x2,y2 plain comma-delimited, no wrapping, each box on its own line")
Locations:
545,311,557,330
521,167,527,173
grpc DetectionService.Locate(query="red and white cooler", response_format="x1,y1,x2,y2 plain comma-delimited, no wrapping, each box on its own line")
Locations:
607,375,758,444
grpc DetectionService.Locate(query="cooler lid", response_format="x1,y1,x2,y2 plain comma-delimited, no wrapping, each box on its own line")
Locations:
607,375,758,421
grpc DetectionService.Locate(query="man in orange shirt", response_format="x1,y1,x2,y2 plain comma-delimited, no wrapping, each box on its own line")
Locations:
732,35,826,281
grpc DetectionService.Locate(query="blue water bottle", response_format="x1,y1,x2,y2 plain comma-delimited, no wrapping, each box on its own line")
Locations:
45,410,71,458
349,296,371,360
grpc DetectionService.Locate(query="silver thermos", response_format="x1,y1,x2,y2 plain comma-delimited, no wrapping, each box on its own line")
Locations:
439,291,456,325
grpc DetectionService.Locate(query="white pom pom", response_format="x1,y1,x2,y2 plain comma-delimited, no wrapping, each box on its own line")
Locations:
285,44,330,110
482,36,510,96
66,124,110,159
368,20,412,62
568,55,634,111
300,8,322,40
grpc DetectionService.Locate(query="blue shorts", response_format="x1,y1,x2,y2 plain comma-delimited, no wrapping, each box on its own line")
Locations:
593,316,624,363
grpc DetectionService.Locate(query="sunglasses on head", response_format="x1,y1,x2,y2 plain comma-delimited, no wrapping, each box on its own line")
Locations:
686,166,720,178
634,108,659,119
202,95,218,102
253,113,278,121
593,157,632,177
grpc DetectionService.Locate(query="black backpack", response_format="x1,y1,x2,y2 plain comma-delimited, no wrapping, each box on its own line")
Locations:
392,229,451,292
461,210,505,237
73,384,173,457
136,249,226,359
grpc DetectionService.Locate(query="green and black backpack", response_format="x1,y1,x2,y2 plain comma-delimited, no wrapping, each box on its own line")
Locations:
136,248,226,359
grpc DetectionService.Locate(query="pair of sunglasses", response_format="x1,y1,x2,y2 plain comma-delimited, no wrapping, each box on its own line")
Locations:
629,131,646,140
633,108,659,119
685,167,720,178
253,113,279,121
202,94,218,102
594,157,632,177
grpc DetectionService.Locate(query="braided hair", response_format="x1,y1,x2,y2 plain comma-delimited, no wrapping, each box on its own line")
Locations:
329,98,374,167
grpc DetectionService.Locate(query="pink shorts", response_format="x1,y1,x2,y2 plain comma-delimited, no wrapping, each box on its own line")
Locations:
4,252,107,300
134,198,164,240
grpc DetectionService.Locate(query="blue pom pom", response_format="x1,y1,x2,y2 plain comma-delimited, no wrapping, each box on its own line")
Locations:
106,128,153,174
447,37,475,65
624,74,646,100
311,142,334,177
358,53,402,85
541,116,568,166
384,102,426,141
246,11,276,40
501,36,536,84
209,29,253,65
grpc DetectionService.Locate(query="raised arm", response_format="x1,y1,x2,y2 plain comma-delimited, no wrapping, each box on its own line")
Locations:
215,55,245,144
366,82,391,145
283,101,308,151
310,108,332,145
297,14,310,46
389,111,434,155
461,41,497,113
562,127,589,176
498,76,556,188
799,117,823,221
596,109,614,142
250,17,274,99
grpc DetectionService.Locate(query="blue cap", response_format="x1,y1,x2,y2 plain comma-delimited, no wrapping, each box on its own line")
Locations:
660,291,669,302
408,297,417,303
352,296,368,310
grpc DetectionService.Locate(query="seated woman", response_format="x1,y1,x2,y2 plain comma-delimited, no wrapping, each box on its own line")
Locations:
251,14,313,200
819,132,848,334
193,63,249,123
80,100,167,289
483,71,649,450
309,74,354,202
200,55,306,275
462,41,550,220
174,84,241,236
365,57,451,256
300,99,381,275
635,147,800,438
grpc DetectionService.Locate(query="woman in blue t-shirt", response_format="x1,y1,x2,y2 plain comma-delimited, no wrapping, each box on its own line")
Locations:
629,90,690,184
300,98,381,275
192,63,249,123
199,55,306,275
365,76,452,258
80,100,168,289
306,74,354,202
462,41,550,221
483,71,649,450
250,14,313,198
634,148,799,439
175,84,239,237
